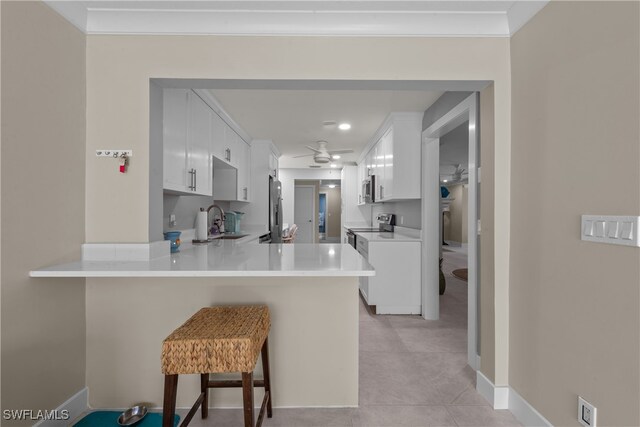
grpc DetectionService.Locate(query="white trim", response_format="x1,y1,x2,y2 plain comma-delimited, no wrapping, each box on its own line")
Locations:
82,240,170,261
421,93,479,370
476,371,508,410
510,388,554,427
421,135,440,321
34,387,89,427
43,1,549,37
476,372,554,427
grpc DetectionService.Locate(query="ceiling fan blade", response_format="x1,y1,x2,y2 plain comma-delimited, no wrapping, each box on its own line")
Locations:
327,149,354,155
305,145,323,154
293,153,315,158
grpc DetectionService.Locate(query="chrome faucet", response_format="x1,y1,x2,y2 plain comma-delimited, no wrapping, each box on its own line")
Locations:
206,204,225,235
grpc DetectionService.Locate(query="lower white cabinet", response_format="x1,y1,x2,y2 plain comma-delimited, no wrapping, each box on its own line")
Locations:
357,236,421,314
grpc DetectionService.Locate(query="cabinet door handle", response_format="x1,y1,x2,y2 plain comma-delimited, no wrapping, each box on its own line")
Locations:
193,169,197,191
380,185,384,199
359,194,361,204
243,187,248,200
188,169,195,190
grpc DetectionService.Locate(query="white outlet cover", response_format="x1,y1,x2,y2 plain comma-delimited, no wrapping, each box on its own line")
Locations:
578,396,597,427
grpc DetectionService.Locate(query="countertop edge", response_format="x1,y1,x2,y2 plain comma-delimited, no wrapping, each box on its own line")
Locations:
30,270,375,278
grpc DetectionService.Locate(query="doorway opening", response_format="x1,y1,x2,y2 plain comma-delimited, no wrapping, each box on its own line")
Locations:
421,93,480,370
293,179,342,243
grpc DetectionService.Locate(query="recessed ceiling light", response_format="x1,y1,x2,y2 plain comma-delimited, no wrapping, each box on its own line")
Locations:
443,179,448,183
330,163,337,168
338,123,351,130
328,184,336,188
332,155,341,159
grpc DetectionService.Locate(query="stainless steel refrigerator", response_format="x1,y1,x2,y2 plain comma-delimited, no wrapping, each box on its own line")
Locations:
269,176,283,243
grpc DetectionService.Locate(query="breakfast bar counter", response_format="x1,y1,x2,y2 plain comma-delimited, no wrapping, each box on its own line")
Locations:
30,242,373,411
30,242,374,278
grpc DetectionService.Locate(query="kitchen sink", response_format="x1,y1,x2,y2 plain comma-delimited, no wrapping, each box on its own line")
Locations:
208,234,249,241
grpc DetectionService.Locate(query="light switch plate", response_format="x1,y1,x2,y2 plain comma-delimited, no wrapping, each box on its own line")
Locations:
581,215,640,247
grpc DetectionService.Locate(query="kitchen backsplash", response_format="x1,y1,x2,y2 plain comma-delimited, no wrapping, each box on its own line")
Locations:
370,199,421,229
163,193,231,231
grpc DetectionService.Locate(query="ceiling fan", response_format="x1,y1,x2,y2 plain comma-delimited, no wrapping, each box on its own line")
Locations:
293,141,354,164
441,164,468,183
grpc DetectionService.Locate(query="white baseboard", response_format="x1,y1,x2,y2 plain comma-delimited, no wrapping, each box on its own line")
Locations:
476,372,553,426
509,388,553,427
34,387,88,427
476,371,508,409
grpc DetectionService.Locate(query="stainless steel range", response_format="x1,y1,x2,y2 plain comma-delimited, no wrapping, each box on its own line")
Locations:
346,213,395,250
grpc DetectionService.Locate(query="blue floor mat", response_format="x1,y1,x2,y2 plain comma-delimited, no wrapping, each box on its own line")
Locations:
73,411,179,427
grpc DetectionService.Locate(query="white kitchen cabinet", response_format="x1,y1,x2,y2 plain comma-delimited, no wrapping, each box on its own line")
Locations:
236,140,251,202
268,153,279,178
162,89,212,196
356,113,422,203
357,235,421,315
357,162,366,205
213,139,251,202
210,111,227,163
341,166,369,242
378,127,393,202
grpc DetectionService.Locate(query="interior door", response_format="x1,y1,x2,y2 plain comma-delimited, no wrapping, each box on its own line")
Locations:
295,185,315,243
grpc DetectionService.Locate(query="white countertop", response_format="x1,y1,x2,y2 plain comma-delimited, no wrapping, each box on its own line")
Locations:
30,240,375,278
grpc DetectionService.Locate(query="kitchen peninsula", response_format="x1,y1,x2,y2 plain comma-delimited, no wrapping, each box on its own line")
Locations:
31,240,373,410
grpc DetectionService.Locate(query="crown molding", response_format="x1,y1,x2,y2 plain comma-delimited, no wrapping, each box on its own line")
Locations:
44,1,548,37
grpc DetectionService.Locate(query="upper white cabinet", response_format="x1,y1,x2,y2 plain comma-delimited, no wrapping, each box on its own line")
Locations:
358,113,422,203
237,141,251,201
268,153,279,179
163,88,252,201
163,89,213,196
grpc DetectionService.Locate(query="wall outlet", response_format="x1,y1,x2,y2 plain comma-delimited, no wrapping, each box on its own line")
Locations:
399,216,404,225
578,396,597,427
169,214,176,228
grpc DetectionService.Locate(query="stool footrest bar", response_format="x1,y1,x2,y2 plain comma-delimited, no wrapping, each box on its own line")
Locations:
208,379,265,388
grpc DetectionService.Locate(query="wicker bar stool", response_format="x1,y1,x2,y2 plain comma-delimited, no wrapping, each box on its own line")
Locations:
161,306,273,427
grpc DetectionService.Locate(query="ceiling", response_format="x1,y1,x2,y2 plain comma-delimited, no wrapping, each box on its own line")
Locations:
45,1,548,37
209,89,444,168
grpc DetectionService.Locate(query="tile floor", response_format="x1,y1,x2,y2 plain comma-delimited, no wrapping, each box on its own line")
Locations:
178,248,522,426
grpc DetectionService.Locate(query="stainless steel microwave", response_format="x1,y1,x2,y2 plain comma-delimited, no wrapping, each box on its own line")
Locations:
362,175,376,203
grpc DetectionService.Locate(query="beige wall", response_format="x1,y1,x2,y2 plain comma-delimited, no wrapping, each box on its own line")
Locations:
445,184,468,244
85,35,512,381
479,85,496,382
324,186,342,238
1,1,86,421
510,2,640,425
86,277,359,408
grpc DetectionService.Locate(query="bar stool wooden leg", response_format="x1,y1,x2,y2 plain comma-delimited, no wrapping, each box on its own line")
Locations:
200,374,209,419
242,372,254,427
162,374,178,427
261,337,273,418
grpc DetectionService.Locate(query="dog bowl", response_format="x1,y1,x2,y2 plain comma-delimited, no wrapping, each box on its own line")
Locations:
117,405,148,426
